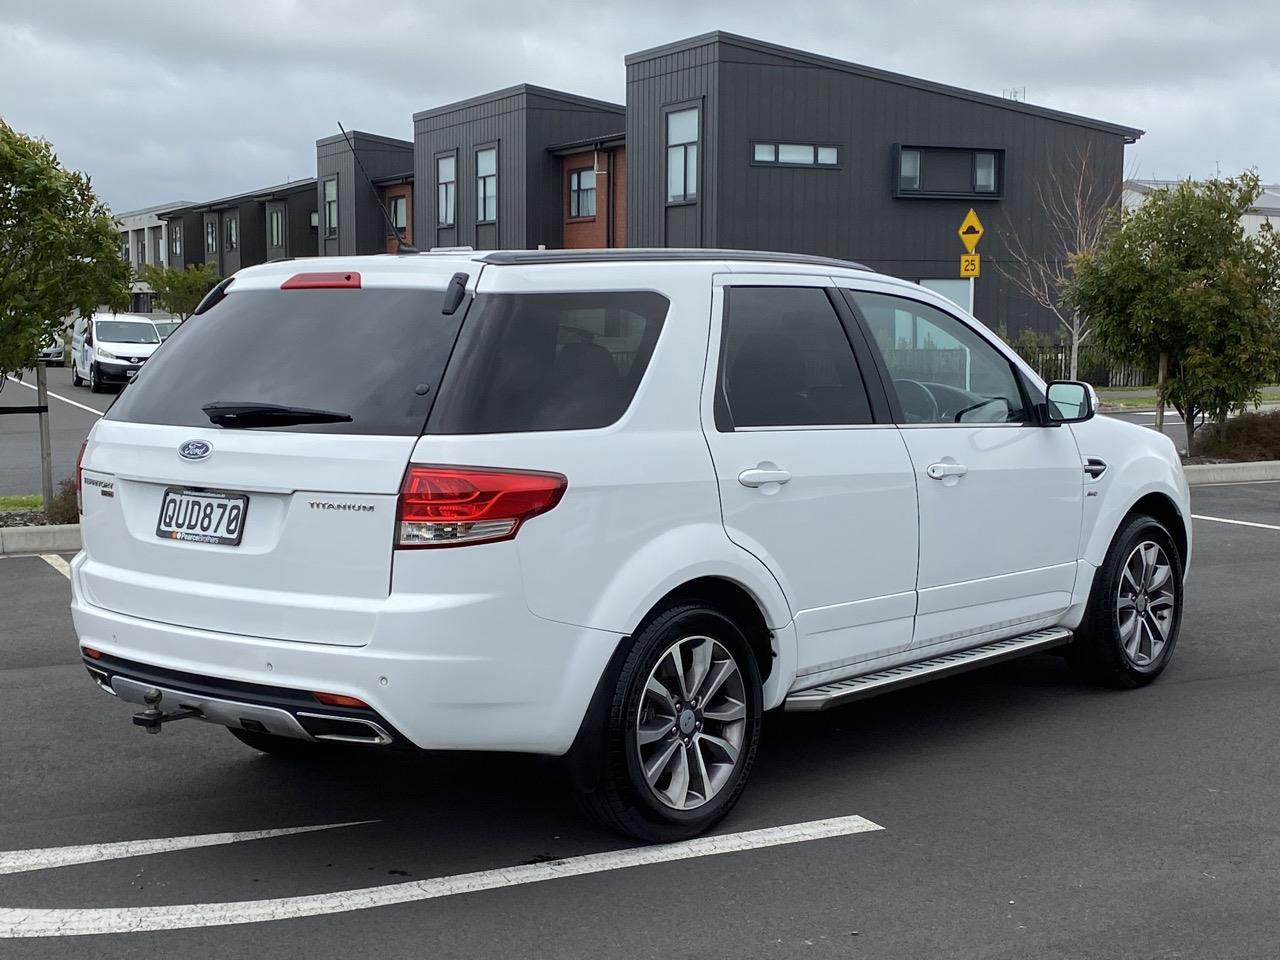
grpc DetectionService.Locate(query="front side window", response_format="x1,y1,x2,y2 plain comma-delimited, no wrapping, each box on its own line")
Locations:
205,220,217,253
846,290,1026,424
719,287,873,428
568,168,595,218
436,155,456,226
666,107,698,203
899,148,921,192
476,147,497,222
428,291,669,434
225,216,238,251
323,178,338,236
269,209,283,247
388,195,406,231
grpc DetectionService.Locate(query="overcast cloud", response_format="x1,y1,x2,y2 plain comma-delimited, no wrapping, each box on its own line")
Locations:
2,0,1276,212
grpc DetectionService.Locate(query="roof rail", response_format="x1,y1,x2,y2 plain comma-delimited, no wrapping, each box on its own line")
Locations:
479,248,873,272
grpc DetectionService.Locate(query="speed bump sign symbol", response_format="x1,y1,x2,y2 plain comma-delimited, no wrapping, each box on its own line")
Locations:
958,208,984,254
960,253,980,277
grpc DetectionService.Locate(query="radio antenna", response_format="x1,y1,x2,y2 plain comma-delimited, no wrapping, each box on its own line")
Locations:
337,122,418,254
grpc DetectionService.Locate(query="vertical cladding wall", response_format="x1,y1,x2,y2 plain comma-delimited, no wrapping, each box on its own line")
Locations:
625,42,719,248
285,186,318,258
236,201,266,269
316,132,413,256
415,86,623,252
202,212,222,276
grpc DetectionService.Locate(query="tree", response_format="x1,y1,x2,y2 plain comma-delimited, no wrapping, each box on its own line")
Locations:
140,262,219,320
0,119,129,378
995,145,1118,380
1064,172,1280,454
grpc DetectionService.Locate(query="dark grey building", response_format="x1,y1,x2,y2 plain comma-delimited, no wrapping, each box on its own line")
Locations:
315,131,413,256
413,85,624,251
624,32,1142,334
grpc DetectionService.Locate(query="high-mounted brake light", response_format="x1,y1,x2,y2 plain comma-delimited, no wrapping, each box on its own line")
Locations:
280,271,361,290
75,438,88,514
396,465,567,548
312,691,369,708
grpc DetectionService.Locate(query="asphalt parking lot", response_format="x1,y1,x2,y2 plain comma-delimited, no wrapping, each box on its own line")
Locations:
1,483,1278,957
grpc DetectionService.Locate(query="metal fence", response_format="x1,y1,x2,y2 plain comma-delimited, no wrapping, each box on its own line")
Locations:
1016,346,1152,388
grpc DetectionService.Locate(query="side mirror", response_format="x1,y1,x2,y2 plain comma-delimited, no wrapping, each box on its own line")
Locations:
1045,380,1095,424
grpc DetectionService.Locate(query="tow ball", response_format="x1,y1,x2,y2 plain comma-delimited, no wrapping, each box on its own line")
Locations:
131,688,200,734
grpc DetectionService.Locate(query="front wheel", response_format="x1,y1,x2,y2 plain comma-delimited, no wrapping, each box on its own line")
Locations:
71,361,83,387
575,603,763,842
1068,514,1184,687
88,362,104,393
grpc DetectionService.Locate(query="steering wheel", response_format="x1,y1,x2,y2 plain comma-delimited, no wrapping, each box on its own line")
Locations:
893,378,939,423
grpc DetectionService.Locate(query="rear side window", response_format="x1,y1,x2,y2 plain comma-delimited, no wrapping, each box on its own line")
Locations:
427,291,668,433
719,286,873,428
107,287,464,435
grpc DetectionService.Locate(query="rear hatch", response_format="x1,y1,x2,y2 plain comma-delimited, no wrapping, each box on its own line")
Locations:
78,262,472,646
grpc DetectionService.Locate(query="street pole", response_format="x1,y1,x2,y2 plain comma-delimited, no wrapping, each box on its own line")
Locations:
35,362,54,515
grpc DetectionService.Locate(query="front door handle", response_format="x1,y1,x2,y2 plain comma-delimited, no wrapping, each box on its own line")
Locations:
926,462,968,480
738,465,792,488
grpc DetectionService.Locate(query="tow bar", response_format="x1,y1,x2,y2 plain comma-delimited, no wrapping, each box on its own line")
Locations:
131,687,201,734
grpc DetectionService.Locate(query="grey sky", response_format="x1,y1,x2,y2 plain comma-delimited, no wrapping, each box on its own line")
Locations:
2,0,1276,212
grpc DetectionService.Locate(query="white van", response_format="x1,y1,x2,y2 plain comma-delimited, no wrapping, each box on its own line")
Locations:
70,313,163,392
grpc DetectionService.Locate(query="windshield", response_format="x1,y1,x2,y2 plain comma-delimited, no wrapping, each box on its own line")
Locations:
96,320,160,344
108,287,464,435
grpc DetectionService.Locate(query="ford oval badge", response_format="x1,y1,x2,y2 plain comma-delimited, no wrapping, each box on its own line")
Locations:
178,440,211,461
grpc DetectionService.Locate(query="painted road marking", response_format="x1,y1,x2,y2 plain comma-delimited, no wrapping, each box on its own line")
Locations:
4,376,104,417
0,821,376,877
0,814,883,938
39,554,71,579
1192,514,1280,532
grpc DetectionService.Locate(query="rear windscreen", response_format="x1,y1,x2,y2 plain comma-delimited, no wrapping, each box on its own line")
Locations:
426,291,669,433
107,287,464,435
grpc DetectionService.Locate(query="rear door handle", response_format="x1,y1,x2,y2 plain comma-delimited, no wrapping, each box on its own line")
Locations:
926,462,968,480
738,466,792,488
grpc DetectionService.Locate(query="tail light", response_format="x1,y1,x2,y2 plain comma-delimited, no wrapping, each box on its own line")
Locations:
75,438,87,514
396,465,567,548
312,691,369,708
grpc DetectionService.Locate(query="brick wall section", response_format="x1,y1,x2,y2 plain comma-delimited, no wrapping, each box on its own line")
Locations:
610,147,626,247
380,183,413,253
561,147,627,249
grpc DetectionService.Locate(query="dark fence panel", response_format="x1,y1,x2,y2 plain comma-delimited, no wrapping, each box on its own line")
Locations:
1017,346,1151,387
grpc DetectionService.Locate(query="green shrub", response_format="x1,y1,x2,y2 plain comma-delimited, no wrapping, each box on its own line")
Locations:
1195,410,1280,462
45,477,78,525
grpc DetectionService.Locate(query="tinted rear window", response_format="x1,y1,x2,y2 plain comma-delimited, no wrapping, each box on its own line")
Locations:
107,287,463,435
426,291,668,433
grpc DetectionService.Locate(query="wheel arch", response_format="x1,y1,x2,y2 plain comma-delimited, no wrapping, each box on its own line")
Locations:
1125,491,1189,569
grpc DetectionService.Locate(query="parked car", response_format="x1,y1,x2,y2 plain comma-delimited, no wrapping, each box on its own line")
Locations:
70,313,163,392
72,250,1191,841
151,319,181,341
37,332,65,366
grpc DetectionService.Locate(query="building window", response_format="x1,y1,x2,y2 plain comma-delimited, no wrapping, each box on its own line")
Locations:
436,155,456,226
388,195,406,231
974,152,998,193
666,107,698,203
205,220,217,254
323,178,338,236
269,209,284,247
119,233,129,260
135,233,146,265
225,216,238,252
898,148,921,191
170,225,182,257
568,167,596,218
752,143,839,167
476,148,497,223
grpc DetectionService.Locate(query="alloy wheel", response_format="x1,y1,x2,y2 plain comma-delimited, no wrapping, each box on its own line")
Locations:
1116,540,1176,668
635,635,747,811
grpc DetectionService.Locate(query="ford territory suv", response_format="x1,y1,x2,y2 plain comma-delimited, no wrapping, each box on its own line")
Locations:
73,250,1190,841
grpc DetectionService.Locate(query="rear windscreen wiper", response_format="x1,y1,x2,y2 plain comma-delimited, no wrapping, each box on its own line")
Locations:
201,401,353,428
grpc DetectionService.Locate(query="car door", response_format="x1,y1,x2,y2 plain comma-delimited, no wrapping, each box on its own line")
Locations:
701,276,920,687
841,284,1084,652
71,318,85,377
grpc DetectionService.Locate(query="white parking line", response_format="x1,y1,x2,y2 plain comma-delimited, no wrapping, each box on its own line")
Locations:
1192,514,1280,532
3,376,104,417
40,555,71,579
0,814,883,938
0,821,375,876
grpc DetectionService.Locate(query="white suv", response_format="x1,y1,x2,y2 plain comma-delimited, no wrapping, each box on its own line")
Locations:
73,250,1190,841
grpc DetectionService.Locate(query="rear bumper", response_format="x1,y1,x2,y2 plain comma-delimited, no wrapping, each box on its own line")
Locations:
69,552,624,755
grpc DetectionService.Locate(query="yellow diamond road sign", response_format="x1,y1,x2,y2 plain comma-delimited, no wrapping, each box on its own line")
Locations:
960,253,980,278
958,208,984,254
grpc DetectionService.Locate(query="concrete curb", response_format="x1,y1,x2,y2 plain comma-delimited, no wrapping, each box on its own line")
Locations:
0,523,81,557
1183,461,1280,486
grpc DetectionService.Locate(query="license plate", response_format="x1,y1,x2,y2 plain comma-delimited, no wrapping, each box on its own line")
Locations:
155,488,249,546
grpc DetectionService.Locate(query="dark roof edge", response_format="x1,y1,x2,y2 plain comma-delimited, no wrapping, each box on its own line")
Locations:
414,83,624,122
548,132,627,155
626,30,1144,141
165,178,319,214
315,130,413,149
480,248,872,272
372,171,415,185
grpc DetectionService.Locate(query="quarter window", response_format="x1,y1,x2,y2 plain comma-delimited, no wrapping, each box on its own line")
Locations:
719,287,873,428
846,291,1027,424
568,168,596,218
436,155,456,226
476,147,497,223
323,178,338,236
666,107,698,203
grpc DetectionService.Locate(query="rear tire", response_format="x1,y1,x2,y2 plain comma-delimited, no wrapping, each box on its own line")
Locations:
574,603,763,842
228,727,329,758
1067,514,1184,688
71,362,83,387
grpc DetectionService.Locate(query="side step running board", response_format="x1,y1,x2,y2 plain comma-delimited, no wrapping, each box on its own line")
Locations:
784,627,1072,712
